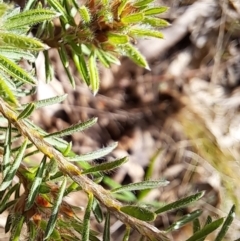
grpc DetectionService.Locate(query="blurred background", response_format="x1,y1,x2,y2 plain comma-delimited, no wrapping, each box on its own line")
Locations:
7,0,240,240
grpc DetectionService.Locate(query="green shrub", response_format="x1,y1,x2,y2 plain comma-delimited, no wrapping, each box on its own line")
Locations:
0,0,237,240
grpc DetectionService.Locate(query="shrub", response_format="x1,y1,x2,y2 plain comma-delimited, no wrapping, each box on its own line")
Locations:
0,0,237,240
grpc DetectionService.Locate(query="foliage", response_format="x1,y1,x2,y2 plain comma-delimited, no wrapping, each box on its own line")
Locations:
0,0,238,241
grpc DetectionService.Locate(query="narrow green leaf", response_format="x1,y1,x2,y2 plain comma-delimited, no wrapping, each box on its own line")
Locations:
215,205,235,241
101,51,120,66
58,45,69,68
69,142,118,162
0,76,18,106
82,157,128,174
138,149,161,200
88,52,100,95
10,216,24,241
0,3,10,18
63,141,72,156
64,182,81,196
108,33,129,44
44,177,67,240
0,200,16,214
0,47,35,62
193,219,201,233
2,122,12,178
186,218,224,241
92,198,103,223
0,139,28,191
17,103,35,120
121,13,144,24
144,6,169,16
73,51,90,85
0,183,20,213
43,50,54,83
166,210,202,232
155,191,205,214
62,58,76,88
122,43,150,70
24,0,39,11
123,226,131,241
129,28,164,39
79,6,91,23
0,32,47,51
5,213,13,233
41,220,61,240
47,0,69,23
120,205,156,221
96,49,111,68
4,9,58,29
111,179,169,193
117,0,128,18
45,118,97,138
0,55,36,84
144,17,169,27
82,193,94,241
134,0,155,7
103,212,110,241
31,94,67,109
25,156,47,210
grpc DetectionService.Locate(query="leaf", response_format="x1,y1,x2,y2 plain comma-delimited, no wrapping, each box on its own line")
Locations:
144,6,169,16
82,193,94,241
0,32,47,50
215,205,235,241
58,45,69,68
0,47,35,62
88,51,100,95
47,0,70,23
17,103,35,120
73,51,90,85
10,216,24,241
0,55,36,84
121,43,150,70
0,77,17,105
111,179,169,193
92,198,103,223
30,94,67,109
107,33,129,44
103,212,110,241
25,156,47,210
144,17,169,27
193,219,201,233
79,6,91,23
121,13,144,24
44,177,67,240
185,218,224,241
123,226,131,241
120,205,156,221
134,0,155,7
0,139,28,191
117,0,128,18
2,122,12,179
4,9,58,30
155,191,205,214
0,183,20,213
129,28,164,39
82,157,128,174
45,118,97,138
43,50,54,83
165,210,202,232
68,142,118,162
